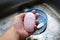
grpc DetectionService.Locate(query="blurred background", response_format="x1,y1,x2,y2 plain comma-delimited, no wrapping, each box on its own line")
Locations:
0,0,60,40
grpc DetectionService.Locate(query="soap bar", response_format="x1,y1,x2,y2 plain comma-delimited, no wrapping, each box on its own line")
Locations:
24,12,35,32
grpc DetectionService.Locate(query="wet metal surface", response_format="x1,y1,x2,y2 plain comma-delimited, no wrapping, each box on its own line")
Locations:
0,3,60,40
30,3,60,40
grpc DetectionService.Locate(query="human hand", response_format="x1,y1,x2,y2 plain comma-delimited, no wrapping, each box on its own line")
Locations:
12,10,39,40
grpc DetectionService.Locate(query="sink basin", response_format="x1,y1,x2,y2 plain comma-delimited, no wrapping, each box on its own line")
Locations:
0,0,60,40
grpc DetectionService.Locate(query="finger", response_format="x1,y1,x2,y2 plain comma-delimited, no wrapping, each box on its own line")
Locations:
35,20,39,26
35,13,40,19
33,25,37,33
32,10,36,14
13,14,25,28
17,13,25,19
16,29,29,39
27,20,39,34
34,25,37,31
27,25,37,35
17,13,25,21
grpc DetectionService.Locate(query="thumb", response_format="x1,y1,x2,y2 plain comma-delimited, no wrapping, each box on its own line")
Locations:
17,13,25,20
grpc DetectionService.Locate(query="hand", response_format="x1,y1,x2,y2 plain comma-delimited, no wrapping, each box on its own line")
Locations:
11,10,39,40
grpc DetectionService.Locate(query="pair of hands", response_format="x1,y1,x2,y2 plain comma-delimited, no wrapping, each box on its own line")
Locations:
12,10,39,39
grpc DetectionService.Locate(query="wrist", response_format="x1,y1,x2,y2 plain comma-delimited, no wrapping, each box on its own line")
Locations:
6,26,20,40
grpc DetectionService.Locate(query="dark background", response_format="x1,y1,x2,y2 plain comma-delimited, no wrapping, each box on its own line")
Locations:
0,0,60,18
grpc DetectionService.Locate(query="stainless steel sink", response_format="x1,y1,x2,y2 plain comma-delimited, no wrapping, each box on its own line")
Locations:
0,0,60,40
27,3,60,40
